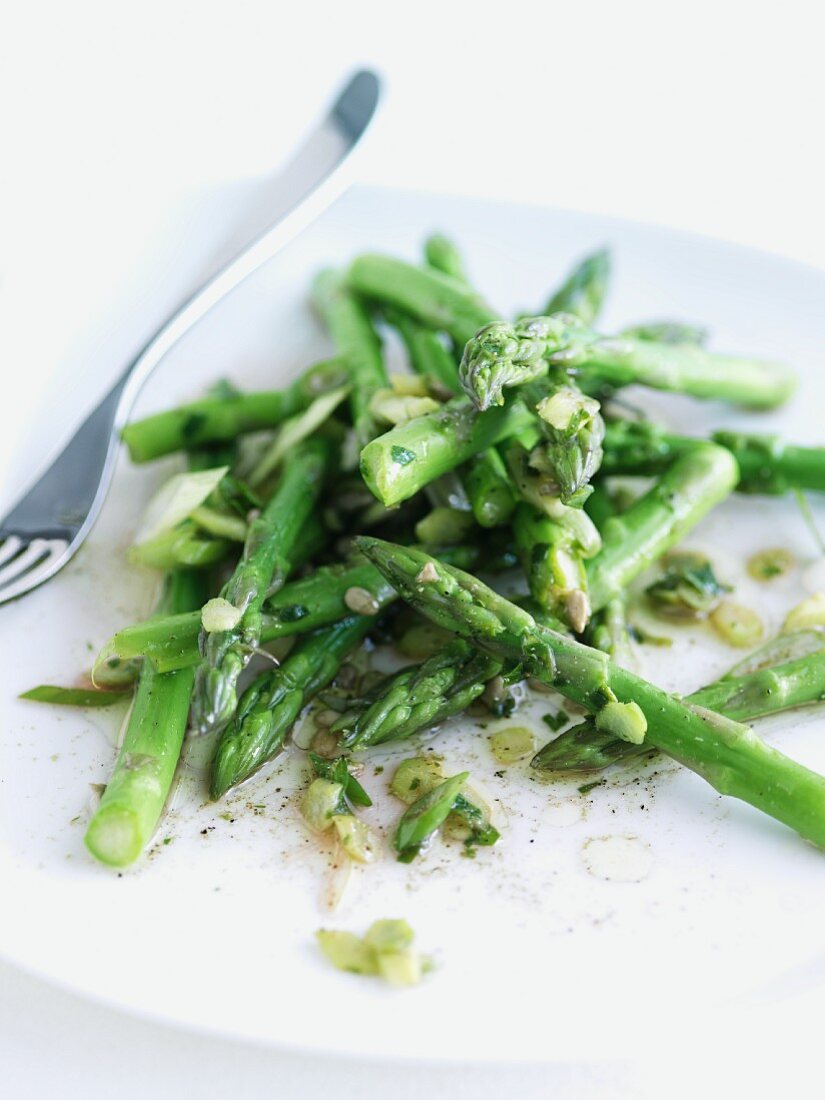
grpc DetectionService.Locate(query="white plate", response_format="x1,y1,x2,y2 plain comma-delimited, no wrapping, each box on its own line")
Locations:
2,186,825,1063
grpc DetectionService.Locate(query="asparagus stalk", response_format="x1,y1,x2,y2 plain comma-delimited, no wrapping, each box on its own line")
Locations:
602,420,825,495
191,436,332,734
389,310,460,394
463,447,517,527
348,254,497,347
420,234,517,527
121,358,348,462
620,321,707,346
334,639,502,749
356,537,825,848
359,395,536,507
585,444,738,612
84,570,208,867
95,546,480,678
541,249,611,325
312,270,388,444
459,316,794,412
535,651,825,773
513,503,591,630
211,617,371,798
423,233,469,283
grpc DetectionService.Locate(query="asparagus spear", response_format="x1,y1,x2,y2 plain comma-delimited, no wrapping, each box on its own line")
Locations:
121,358,348,462
541,249,611,325
356,537,825,848
620,321,707,346
359,395,536,507
585,443,738,612
513,503,592,630
420,234,517,527
463,447,517,527
388,310,460,395
459,315,793,412
334,639,501,749
84,570,209,867
191,435,333,734
535,650,825,773
348,254,497,347
602,419,825,495
423,233,469,283
312,270,388,445
95,545,480,678
210,617,371,799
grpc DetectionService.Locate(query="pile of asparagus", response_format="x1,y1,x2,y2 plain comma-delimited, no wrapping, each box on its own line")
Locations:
29,234,825,869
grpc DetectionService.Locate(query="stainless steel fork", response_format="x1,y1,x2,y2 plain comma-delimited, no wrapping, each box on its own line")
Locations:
0,69,381,605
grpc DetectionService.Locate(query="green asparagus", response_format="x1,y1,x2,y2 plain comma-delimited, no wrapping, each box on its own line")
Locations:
121,358,348,462
191,435,333,734
334,639,501,750
585,444,738,612
459,315,793,412
312,270,388,444
84,570,209,867
535,649,825,774
602,419,825,495
356,537,825,848
210,617,372,798
349,254,497,346
95,546,479,678
541,249,611,325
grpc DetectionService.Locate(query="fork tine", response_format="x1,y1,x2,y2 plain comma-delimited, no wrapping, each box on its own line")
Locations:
0,535,23,568
0,538,69,603
0,539,51,587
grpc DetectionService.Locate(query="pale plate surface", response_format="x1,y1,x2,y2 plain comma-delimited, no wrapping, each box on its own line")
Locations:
1,187,824,1062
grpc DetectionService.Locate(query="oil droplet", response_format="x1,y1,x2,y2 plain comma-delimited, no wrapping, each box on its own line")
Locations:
582,835,652,882
545,800,583,827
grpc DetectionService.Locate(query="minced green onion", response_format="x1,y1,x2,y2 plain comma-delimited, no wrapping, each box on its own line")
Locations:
134,466,229,543
300,778,345,833
782,592,825,633
747,547,794,581
201,597,244,633
332,814,376,863
489,726,535,763
710,600,765,648
595,700,648,745
390,757,443,805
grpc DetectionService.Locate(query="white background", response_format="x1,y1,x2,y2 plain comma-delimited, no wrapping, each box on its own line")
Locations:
0,1,823,1096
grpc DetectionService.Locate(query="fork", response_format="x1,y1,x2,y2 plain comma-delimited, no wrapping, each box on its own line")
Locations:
0,69,380,605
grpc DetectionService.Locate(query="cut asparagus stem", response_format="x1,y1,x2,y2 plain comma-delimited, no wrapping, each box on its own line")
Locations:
541,249,611,325
423,233,468,283
602,419,825,495
95,546,480,679
121,358,348,462
210,617,371,799
585,443,738,612
191,436,333,735
420,235,517,527
513,503,591,628
356,537,825,849
464,447,517,527
312,270,388,445
388,309,461,394
459,315,794,412
84,570,209,868
359,396,536,507
348,254,498,346
535,650,825,774
619,321,707,346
